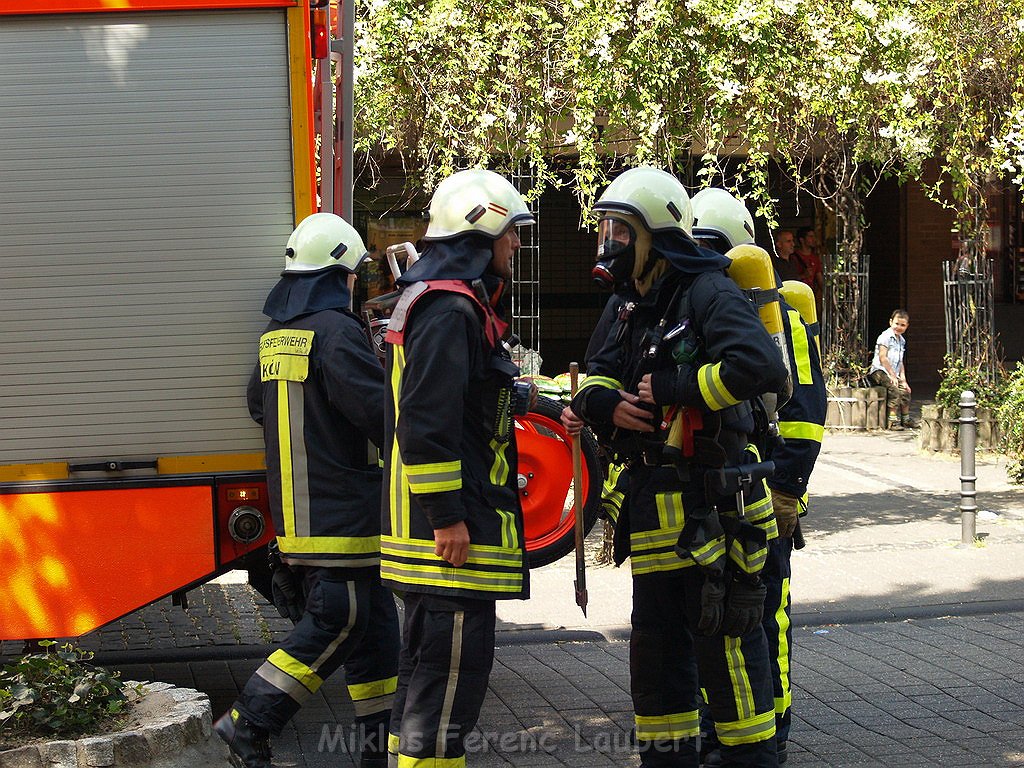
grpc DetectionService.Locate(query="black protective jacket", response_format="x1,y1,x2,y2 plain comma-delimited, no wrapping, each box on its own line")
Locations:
380,235,529,601
248,272,385,567
574,240,788,577
770,300,827,498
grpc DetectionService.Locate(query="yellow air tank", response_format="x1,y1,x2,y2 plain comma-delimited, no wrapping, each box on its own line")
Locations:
780,280,820,355
726,244,792,404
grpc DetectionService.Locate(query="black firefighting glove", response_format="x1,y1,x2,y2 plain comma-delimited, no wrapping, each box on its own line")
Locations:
696,576,728,637
271,566,305,624
721,576,767,638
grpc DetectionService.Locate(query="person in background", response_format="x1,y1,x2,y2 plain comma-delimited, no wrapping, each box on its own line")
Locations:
868,309,916,430
216,213,400,768
772,230,804,283
794,227,824,314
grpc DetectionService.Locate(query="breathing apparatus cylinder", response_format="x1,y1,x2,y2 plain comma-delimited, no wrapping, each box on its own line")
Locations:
779,279,820,355
725,244,793,406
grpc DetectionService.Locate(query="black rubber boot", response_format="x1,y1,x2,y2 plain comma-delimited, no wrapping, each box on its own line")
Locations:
214,708,272,768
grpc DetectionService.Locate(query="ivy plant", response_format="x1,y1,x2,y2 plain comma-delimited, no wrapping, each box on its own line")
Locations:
0,641,139,740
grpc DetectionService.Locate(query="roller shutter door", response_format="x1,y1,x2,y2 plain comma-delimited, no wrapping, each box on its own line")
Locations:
0,10,295,464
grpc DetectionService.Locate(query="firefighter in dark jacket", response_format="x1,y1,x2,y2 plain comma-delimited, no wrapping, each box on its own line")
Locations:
688,188,827,767
215,213,400,768
381,169,534,768
569,167,787,768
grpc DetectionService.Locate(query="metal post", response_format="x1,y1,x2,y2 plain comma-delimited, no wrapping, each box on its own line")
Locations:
959,390,977,545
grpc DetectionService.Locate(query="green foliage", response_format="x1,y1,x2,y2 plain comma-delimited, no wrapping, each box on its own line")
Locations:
997,362,1024,484
934,354,1004,412
0,642,137,739
821,347,869,388
352,0,1024,255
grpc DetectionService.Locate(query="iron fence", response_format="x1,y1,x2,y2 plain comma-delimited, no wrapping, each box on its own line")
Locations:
823,253,870,379
942,258,997,380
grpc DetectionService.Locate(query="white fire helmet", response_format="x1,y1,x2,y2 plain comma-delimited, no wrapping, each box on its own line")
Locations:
423,169,535,241
691,188,756,251
592,166,694,236
283,212,369,275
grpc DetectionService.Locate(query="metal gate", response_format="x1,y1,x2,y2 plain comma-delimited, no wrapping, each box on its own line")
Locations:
822,253,870,380
943,258,997,380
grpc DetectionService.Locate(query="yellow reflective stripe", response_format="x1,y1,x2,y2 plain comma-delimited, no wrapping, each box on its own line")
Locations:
497,508,517,550
268,649,323,694
381,536,522,565
380,561,523,593
388,733,400,754
778,421,824,443
787,309,813,385
744,494,772,519
716,709,777,746
775,576,792,716
489,437,510,486
728,539,767,574
690,536,727,568
630,551,694,575
634,710,700,740
406,460,462,494
348,676,398,701
724,635,756,722
698,362,740,411
278,380,296,538
577,375,622,392
277,535,380,555
390,346,410,538
630,527,682,552
656,492,684,529
397,756,464,768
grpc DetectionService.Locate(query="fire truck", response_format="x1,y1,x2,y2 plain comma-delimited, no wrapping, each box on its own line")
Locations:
0,0,599,643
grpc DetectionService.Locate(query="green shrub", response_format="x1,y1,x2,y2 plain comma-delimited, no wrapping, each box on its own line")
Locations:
0,641,138,740
934,354,1005,412
997,362,1024,484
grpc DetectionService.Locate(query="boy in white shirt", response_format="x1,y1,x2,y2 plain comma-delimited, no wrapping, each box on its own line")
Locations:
868,309,915,430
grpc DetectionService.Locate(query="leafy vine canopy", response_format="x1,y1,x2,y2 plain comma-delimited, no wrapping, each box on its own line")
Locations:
353,0,1024,222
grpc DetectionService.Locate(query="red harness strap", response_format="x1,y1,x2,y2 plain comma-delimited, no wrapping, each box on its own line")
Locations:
384,280,508,350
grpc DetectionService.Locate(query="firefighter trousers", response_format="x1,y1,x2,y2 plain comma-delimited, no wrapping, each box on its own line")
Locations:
233,566,400,747
760,536,793,743
631,571,778,768
700,537,793,753
388,592,496,768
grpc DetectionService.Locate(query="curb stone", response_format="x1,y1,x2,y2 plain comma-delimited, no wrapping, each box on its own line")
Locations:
0,684,228,768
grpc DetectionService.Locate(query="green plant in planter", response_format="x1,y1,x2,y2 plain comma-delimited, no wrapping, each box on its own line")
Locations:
0,641,140,742
997,362,1024,484
933,354,1005,412
822,348,869,389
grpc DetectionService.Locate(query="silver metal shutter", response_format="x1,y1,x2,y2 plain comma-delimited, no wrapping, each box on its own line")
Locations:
0,10,295,465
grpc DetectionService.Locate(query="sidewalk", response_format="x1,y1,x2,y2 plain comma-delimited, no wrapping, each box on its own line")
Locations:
7,430,1024,766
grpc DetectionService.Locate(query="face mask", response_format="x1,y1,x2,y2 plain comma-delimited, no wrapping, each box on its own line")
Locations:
592,217,637,290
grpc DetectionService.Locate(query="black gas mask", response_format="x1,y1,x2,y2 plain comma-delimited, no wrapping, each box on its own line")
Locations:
592,216,638,290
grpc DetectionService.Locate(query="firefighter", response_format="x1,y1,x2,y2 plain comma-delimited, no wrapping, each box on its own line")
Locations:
689,188,827,767
569,167,787,768
380,169,534,767
215,213,400,768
